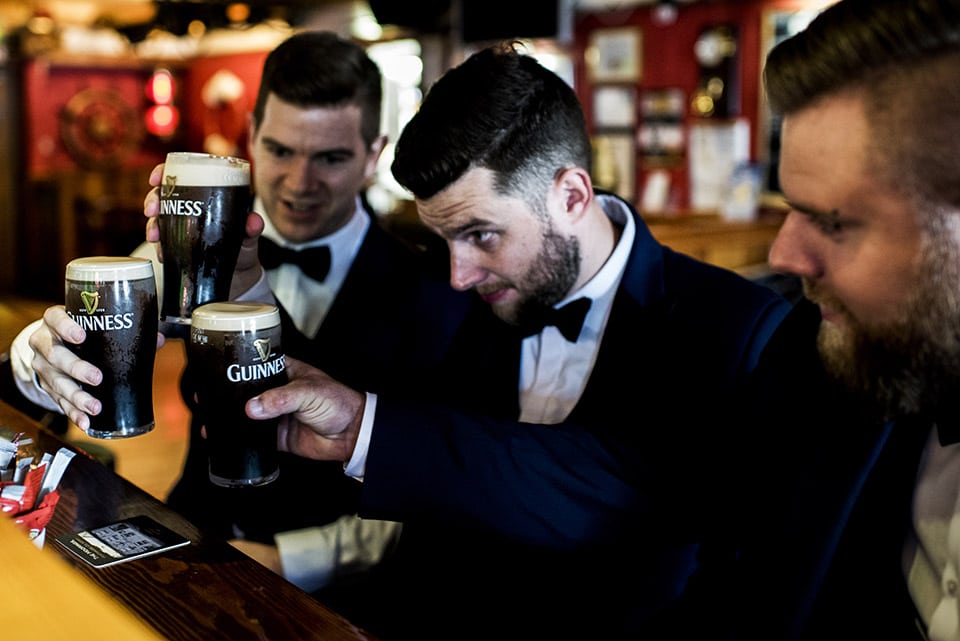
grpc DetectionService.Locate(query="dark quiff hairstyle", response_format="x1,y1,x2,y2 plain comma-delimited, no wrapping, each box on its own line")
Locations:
251,30,383,147
764,0,960,209
391,42,592,206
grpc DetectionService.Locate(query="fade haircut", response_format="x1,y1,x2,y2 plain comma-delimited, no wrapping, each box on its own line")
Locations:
764,0,960,210
391,42,591,215
251,30,383,147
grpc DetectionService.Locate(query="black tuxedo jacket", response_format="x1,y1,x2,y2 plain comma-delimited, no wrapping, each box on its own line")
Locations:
328,195,795,640
167,212,474,541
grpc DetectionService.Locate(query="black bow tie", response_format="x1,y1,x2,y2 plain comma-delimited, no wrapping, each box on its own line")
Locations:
520,297,592,343
259,236,331,282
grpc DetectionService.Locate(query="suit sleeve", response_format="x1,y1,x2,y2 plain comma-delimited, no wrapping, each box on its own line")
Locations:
358,396,651,550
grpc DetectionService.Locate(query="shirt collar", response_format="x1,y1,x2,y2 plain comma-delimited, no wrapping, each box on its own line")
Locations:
256,195,370,273
556,194,634,308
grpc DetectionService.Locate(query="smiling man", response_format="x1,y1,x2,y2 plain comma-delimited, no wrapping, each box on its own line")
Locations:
13,30,472,599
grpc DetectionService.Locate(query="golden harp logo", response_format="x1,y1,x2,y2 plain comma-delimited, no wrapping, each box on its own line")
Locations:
254,338,271,361
161,174,177,198
80,290,99,315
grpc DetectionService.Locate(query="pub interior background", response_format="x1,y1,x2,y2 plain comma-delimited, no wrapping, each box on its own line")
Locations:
0,0,831,301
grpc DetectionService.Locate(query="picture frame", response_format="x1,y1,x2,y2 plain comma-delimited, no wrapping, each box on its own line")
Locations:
591,132,636,202
592,85,636,129
638,87,685,164
586,27,642,83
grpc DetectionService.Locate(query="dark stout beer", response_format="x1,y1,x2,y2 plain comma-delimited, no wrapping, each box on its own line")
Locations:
158,152,251,336
189,302,285,488
65,256,158,439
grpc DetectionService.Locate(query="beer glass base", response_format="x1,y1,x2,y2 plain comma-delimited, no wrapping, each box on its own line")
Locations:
86,422,156,440
208,468,279,488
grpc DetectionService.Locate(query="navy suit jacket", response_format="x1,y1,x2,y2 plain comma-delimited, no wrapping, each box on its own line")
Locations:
728,299,931,641
331,195,794,640
167,212,473,540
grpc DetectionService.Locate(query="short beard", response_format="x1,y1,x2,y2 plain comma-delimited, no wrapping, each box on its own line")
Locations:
814,213,960,422
512,226,581,328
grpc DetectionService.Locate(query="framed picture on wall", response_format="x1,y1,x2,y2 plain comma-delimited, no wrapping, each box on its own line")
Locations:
592,85,636,128
586,27,642,83
591,132,636,202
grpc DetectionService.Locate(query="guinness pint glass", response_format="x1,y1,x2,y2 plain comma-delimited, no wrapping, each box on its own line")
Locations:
158,152,251,337
65,256,158,439
189,302,286,488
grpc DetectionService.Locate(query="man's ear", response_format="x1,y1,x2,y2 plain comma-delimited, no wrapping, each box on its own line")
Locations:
554,167,594,223
246,112,257,153
364,134,388,182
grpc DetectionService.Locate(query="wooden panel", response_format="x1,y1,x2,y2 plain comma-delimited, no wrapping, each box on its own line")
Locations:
645,210,785,273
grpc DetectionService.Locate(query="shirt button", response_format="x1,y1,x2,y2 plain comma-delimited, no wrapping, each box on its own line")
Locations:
947,579,958,595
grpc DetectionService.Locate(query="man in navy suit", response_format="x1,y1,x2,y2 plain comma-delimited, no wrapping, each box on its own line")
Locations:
725,1,960,639
246,43,795,639
14,31,470,594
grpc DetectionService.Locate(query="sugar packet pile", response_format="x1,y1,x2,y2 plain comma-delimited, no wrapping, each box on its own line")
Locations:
1,432,75,548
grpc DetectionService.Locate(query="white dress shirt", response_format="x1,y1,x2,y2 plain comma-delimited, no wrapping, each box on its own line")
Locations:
346,193,635,478
907,425,960,641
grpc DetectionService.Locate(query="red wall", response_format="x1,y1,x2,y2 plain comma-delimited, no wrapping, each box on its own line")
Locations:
22,59,167,177
180,50,269,155
574,0,810,211
21,49,269,179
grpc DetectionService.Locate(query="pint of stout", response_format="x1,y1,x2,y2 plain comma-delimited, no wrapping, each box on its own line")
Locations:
189,302,286,488
65,256,158,439
158,152,251,336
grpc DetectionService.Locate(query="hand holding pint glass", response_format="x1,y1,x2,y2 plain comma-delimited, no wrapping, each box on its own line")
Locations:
64,256,158,439
189,302,286,488
157,152,251,336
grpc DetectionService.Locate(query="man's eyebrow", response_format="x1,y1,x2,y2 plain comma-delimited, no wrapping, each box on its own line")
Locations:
447,220,487,236
260,136,353,158
260,136,290,150
785,199,840,221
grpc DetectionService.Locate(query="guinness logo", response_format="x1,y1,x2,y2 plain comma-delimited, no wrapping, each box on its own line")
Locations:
161,175,177,198
254,338,271,361
80,290,99,315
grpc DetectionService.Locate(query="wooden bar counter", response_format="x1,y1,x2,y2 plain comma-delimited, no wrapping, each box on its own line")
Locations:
0,399,377,641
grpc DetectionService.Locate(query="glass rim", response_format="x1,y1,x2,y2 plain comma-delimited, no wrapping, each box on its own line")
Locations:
66,256,155,282
191,302,280,332
162,151,251,187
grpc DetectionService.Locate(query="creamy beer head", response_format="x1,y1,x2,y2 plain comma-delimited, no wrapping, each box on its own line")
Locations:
161,152,250,187
190,301,279,332
157,152,252,333
65,256,158,439
189,301,285,488
66,255,155,284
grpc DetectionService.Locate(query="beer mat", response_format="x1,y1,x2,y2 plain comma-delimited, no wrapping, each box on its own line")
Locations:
54,515,191,568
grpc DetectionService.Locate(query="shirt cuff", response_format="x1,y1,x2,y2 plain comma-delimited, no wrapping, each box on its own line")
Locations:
343,392,376,481
274,516,402,594
9,319,61,413
275,526,337,593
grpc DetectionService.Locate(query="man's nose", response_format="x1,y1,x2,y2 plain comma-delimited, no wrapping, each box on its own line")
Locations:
768,212,822,280
285,157,314,191
449,251,482,291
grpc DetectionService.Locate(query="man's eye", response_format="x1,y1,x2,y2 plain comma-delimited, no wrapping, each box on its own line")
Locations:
815,217,844,235
471,230,496,246
797,209,845,236
316,153,351,166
